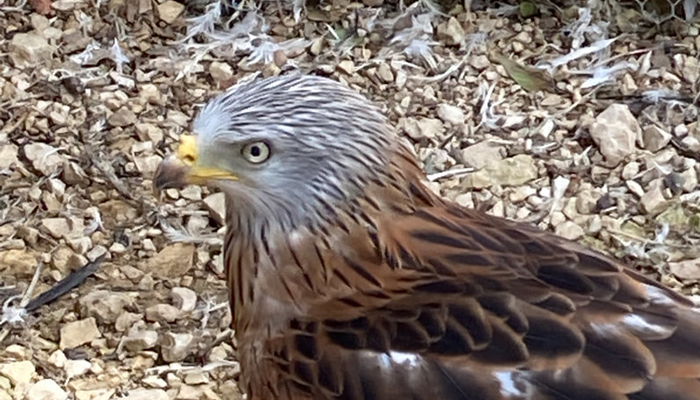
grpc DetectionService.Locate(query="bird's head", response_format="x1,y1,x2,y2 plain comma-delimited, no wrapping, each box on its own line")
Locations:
154,75,401,231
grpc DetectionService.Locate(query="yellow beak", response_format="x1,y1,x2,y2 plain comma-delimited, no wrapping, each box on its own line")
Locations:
153,134,238,192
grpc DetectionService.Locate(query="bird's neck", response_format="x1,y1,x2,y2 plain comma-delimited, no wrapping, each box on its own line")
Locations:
223,149,440,336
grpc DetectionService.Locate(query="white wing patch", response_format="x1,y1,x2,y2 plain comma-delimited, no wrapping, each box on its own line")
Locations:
494,371,534,398
589,322,620,337
621,313,674,339
646,285,677,307
377,351,422,369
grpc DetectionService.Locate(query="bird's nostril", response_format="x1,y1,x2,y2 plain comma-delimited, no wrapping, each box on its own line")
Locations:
182,154,195,165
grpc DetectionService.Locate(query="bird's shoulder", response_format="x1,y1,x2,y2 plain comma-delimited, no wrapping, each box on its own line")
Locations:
250,201,700,400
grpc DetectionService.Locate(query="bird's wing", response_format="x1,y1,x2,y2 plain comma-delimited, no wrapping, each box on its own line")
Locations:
260,203,700,400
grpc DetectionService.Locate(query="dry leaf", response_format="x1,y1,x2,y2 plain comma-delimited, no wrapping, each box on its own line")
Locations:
30,0,52,15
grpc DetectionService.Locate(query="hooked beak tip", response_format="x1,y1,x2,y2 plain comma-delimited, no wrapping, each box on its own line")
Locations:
153,156,190,194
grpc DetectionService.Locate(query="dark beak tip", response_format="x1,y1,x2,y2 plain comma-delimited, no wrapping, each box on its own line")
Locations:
153,159,189,194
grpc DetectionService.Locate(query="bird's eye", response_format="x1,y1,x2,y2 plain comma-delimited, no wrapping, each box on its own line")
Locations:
242,142,271,164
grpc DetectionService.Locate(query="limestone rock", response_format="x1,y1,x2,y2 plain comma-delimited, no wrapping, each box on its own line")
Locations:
147,243,195,279
669,259,700,281
642,125,672,152
171,287,197,313
108,107,137,127
145,304,181,323
115,312,143,333
209,61,233,82
79,290,133,324
469,55,491,70
437,17,465,46
404,118,444,140
555,221,585,241
459,141,505,169
157,1,185,24
59,318,101,349
41,218,71,239
27,379,67,400
0,361,35,385
51,246,85,274
589,104,640,166
639,179,668,215
134,155,163,175
48,351,67,369
0,144,19,169
24,143,65,176
463,154,538,189
135,123,164,143
123,330,159,353
64,360,91,378
161,332,194,362
179,186,202,201
377,63,394,83
436,104,465,125
10,33,54,68
0,249,38,274
121,389,169,400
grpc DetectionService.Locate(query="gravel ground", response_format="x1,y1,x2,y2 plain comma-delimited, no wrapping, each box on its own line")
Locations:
1,0,700,399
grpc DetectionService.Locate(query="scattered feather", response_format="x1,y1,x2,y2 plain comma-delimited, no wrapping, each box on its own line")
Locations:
146,359,238,376
208,12,265,43
24,256,105,313
565,7,592,49
1,262,42,326
541,38,617,71
176,10,309,79
461,32,487,53
563,4,610,48
488,3,520,17
403,38,439,70
70,41,100,65
199,298,230,329
160,219,223,246
292,0,305,22
551,176,571,203
685,0,698,21
427,167,474,181
248,37,308,65
420,0,447,17
177,1,223,43
477,81,504,130
364,8,383,32
374,3,440,69
650,158,674,175
653,222,670,244
76,10,94,31
580,61,637,88
643,89,681,103
0,296,26,325
110,39,130,73
83,207,104,235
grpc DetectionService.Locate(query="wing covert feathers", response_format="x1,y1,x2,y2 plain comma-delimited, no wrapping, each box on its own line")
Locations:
235,192,700,400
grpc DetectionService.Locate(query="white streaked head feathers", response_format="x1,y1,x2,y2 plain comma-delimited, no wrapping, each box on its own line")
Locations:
194,74,392,150
190,74,399,233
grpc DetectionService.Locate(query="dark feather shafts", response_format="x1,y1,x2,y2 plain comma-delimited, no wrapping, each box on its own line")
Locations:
25,255,106,313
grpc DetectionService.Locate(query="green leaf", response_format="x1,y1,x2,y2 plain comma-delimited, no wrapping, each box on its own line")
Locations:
519,1,538,18
491,53,555,93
